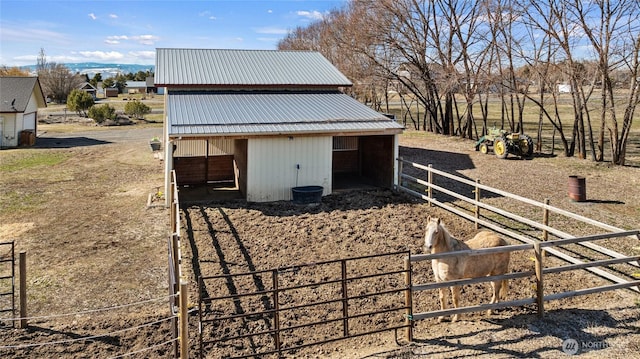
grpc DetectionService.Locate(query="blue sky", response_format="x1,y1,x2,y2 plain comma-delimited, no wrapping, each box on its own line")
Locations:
0,0,347,66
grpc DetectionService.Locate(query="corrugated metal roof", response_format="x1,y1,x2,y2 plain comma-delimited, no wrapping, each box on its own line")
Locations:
0,77,41,112
166,92,404,136
155,48,353,87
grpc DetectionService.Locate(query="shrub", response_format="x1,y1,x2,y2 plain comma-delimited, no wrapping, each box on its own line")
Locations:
66,89,95,117
124,100,151,119
88,104,116,124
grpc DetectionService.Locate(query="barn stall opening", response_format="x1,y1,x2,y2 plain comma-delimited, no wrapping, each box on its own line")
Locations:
171,134,396,193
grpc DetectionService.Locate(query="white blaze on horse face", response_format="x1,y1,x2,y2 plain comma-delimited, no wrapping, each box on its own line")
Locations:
424,221,439,251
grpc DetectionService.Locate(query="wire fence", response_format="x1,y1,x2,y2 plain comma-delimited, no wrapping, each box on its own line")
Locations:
0,294,176,323
0,294,187,357
1,171,187,358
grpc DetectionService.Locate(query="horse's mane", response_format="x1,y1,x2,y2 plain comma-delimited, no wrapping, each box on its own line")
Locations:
437,221,462,250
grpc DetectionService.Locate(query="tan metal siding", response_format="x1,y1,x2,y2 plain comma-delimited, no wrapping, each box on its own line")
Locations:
174,140,206,157
246,137,332,202
209,138,234,155
174,138,234,157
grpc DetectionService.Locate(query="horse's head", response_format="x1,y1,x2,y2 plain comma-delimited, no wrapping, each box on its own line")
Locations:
424,216,443,252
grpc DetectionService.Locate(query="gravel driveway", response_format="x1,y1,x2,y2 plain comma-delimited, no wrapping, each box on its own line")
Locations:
34,127,162,148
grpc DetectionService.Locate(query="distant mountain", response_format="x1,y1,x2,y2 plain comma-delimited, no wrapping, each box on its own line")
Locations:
20,62,155,79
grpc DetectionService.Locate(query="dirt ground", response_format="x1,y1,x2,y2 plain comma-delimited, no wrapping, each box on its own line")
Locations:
181,132,640,358
1,127,639,358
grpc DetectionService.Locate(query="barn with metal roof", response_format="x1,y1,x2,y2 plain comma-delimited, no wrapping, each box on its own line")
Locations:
155,48,404,202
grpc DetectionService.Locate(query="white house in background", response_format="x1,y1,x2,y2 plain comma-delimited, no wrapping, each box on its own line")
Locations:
155,48,404,203
558,84,572,93
0,77,46,148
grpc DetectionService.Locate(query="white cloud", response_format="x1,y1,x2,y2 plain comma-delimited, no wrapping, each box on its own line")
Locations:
13,54,39,62
128,51,156,60
103,34,158,46
255,27,289,35
109,14,118,19
296,10,324,21
131,35,159,45
104,35,128,45
18,53,84,63
199,10,217,20
267,9,273,14
88,13,97,20
78,51,125,61
1,26,69,44
257,37,279,43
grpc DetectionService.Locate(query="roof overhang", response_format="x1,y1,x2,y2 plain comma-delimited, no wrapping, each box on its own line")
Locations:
166,92,404,138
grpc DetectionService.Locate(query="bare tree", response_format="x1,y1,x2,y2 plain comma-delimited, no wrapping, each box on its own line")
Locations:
571,0,640,165
36,48,83,103
278,0,638,165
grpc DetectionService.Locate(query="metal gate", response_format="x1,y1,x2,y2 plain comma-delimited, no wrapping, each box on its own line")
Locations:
198,251,411,358
0,241,15,327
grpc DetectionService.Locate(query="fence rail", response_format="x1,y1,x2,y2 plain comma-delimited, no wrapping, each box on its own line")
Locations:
397,157,640,291
167,170,185,358
407,230,640,335
399,158,640,341
198,251,411,359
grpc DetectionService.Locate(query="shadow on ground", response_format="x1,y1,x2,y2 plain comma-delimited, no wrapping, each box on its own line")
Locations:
399,146,501,202
364,307,638,358
33,137,111,148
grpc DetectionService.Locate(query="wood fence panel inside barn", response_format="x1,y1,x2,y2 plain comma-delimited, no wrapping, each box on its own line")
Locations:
207,155,235,182
174,157,206,185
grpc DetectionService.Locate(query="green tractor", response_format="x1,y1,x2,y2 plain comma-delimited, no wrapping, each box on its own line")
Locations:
475,127,534,159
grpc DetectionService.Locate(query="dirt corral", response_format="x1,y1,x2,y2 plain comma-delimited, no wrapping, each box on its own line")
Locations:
182,132,640,358
1,129,639,358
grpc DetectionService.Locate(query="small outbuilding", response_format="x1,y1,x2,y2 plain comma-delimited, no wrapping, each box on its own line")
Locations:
0,76,46,148
78,82,97,98
105,86,119,97
155,48,404,203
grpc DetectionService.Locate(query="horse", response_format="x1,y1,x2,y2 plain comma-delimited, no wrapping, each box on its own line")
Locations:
424,216,510,322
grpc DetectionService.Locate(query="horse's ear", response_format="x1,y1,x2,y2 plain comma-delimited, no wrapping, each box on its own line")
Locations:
436,218,441,225
427,215,431,222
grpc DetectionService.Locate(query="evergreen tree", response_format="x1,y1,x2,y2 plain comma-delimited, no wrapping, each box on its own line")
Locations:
67,89,95,117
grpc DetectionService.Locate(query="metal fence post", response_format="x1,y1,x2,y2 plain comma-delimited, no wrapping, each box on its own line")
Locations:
341,259,349,337
404,257,413,343
19,251,27,328
272,269,281,356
